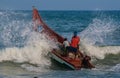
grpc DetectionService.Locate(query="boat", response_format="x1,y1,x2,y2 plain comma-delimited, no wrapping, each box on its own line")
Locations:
32,7,95,70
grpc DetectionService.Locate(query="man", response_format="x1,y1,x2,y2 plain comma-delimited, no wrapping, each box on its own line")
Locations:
69,31,80,59
63,38,70,49
63,38,70,56
71,31,80,49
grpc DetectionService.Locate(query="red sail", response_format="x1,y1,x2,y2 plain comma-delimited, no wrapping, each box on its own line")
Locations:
33,8,64,43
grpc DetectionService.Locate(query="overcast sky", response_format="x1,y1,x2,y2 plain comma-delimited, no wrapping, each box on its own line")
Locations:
0,0,120,10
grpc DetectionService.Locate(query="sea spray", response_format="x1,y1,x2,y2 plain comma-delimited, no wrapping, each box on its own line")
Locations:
80,18,120,59
0,11,58,67
0,10,120,73
0,32,57,66
80,18,118,45
80,43,120,59
0,11,31,47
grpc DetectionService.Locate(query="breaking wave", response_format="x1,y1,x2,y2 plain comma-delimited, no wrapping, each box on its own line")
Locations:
80,18,120,59
0,10,120,72
0,11,57,69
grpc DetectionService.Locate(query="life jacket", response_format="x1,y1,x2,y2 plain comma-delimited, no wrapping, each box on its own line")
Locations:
71,36,80,48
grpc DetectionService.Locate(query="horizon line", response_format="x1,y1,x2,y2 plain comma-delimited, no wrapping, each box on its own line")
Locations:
0,7,120,11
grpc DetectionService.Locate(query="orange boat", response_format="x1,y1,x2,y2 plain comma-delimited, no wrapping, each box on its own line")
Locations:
32,7,95,70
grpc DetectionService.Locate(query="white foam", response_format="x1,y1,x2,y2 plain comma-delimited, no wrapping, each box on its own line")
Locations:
80,18,118,45
21,64,49,72
79,18,120,59
80,43,120,59
0,11,58,70
0,32,57,67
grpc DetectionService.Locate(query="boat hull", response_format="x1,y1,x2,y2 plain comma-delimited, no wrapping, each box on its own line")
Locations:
49,50,82,70
48,49,95,70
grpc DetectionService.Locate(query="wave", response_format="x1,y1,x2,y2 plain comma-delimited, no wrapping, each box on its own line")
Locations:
79,18,120,59
0,11,58,68
0,32,57,67
80,43,120,59
0,10,120,72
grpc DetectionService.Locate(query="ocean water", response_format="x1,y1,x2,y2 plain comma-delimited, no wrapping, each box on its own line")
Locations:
0,10,120,78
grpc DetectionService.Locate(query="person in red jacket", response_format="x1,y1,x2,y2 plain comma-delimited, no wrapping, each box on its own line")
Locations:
69,31,80,59
71,31,80,49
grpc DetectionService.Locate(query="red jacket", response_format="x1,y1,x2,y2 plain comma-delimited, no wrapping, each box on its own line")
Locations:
71,36,80,48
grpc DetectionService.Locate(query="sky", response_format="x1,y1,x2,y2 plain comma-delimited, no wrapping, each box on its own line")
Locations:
0,0,120,10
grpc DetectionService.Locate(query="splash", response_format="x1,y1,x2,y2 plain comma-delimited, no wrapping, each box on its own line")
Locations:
0,11,57,68
80,18,120,59
80,18,119,45
0,10,31,47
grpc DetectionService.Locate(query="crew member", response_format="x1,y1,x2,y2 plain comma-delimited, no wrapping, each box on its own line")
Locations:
63,38,70,56
70,31,80,59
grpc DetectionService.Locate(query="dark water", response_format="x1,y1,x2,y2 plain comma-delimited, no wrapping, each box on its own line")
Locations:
0,10,120,78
